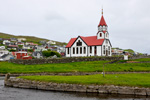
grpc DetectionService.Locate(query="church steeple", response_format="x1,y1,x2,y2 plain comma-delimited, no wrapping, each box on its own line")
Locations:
98,9,107,32
97,9,109,40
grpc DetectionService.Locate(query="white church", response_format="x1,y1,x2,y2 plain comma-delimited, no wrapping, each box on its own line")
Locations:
65,10,112,57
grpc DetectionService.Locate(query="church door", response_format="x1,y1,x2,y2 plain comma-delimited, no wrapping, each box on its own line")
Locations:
106,50,108,56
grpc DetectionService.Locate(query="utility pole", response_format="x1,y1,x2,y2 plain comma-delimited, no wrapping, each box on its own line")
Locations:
103,64,105,77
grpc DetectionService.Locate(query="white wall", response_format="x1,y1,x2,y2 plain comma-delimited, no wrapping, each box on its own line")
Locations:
97,32,104,39
102,39,112,56
70,37,88,57
97,46,102,56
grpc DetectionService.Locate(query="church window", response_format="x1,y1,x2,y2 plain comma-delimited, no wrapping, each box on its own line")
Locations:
90,46,92,53
100,33,102,37
80,47,82,54
106,40,108,44
73,47,75,54
103,46,105,54
68,48,69,54
76,40,82,46
84,47,86,54
108,46,110,55
76,47,78,54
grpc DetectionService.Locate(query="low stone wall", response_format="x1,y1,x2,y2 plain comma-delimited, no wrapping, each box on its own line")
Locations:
9,56,150,65
4,77,150,96
1,71,150,77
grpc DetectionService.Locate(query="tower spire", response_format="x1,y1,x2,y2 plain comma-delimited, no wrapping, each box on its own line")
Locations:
102,7,103,15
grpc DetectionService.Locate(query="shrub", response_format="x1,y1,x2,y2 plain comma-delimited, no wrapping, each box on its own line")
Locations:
28,49,33,52
9,49,16,52
42,51,61,57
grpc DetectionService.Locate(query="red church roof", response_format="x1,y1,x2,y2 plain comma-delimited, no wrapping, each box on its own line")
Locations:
66,36,104,48
98,15,107,27
66,38,77,48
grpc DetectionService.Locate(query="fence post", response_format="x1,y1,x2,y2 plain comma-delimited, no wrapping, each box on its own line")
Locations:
103,64,105,77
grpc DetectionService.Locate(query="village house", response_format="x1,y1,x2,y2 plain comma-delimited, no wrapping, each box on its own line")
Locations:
17,42,24,46
47,40,56,45
10,38,17,42
32,51,43,59
65,10,112,57
0,46,9,57
26,42,38,46
111,48,124,55
7,45,18,50
12,51,32,59
17,38,26,42
35,45,46,51
23,45,35,49
3,39,10,45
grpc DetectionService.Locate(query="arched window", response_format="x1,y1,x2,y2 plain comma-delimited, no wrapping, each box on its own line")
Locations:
100,33,102,37
73,47,75,54
68,48,69,54
84,47,86,54
108,46,110,55
76,47,78,54
90,46,92,53
76,40,82,46
103,46,105,54
106,34,107,37
80,47,82,54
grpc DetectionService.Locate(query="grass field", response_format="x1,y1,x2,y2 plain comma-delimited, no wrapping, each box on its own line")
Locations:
0,58,150,74
19,73,150,88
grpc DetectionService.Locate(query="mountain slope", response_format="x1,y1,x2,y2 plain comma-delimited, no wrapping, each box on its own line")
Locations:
0,32,66,46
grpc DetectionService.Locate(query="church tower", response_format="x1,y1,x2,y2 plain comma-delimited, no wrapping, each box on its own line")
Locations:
97,9,109,40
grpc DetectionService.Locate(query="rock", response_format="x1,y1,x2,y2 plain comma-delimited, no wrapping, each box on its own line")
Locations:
98,86,109,94
118,87,134,95
5,73,10,81
146,89,150,96
134,88,146,96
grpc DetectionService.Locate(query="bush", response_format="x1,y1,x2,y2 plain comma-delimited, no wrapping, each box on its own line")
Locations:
42,51,61,57
28,49,33,52
9,49,17,52
18,45,23,48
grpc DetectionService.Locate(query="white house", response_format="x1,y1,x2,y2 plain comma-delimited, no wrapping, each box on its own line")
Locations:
65,10,112,57
0,46,9,57
3,40,10,45
47,40,56,45
17,38,26,42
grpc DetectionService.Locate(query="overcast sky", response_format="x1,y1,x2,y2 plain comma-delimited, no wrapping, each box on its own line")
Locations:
0,0,150,54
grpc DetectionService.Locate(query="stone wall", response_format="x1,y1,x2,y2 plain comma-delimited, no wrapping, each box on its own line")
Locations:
5,77,150,96
1,71,150,77
9,56,150,65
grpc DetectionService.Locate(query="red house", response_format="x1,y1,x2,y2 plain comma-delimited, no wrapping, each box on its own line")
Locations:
12,51,32,59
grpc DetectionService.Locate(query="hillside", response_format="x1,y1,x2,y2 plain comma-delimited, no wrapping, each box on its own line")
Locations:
0,32,67,46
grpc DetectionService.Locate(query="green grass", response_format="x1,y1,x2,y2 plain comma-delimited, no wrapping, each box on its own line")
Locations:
19,73,150,88
132,58,150,62
0,61,108,74
0,58,150,74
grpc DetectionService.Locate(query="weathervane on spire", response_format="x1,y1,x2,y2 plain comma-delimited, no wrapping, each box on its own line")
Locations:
102,6,103,15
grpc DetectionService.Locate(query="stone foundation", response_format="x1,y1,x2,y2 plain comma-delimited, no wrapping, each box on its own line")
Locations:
4,77,150,96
